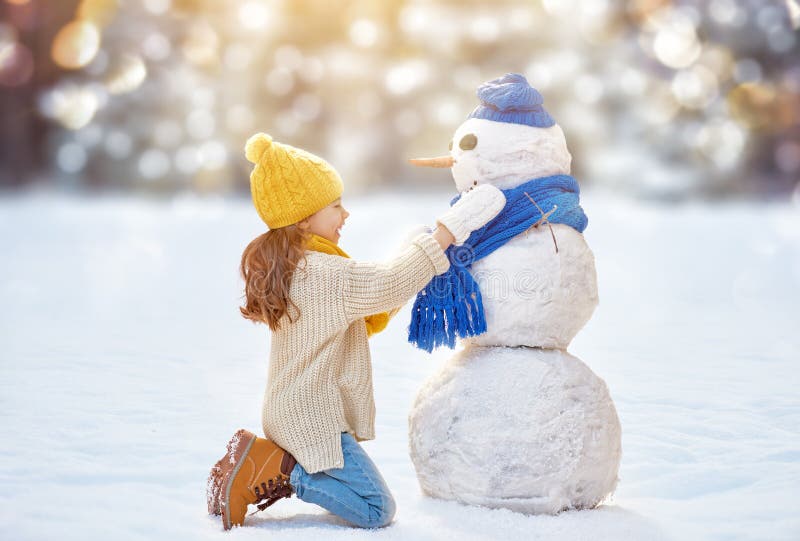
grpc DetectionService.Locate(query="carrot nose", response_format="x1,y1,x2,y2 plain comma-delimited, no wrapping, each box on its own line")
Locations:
408,155,455,168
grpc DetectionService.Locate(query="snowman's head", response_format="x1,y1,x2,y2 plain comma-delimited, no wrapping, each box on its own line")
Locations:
448,118,571,193
410,73,571,194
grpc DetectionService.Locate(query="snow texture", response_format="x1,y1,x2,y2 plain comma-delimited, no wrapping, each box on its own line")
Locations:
450,118,572,193
0,190,798,541
465,223,598,349
409,345,621,514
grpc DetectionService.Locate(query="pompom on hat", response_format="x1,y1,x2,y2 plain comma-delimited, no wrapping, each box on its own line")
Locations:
468,73,555,128
245,132,343,229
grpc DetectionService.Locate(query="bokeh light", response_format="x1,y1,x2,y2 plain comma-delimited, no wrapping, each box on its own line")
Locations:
182,21,219,67
186,108,216,139
274,45,303,70
57,141,88,173
788,0,800,29
238,1,270,31
153,120,182,148
198,140,228,170
39,83,100,130
226,104,253,133
650,10,702,69
692,118,747,170
671,65,719,109
727,83,779,131
468,15,500,43
142,33,171,62
105,54,147,94
138,148,171,180
174,145,200,174
223,43,252,71
349,19,379,48
0,42,34,87
104,130,133,159
385,60,430,95
574,75,604,105
51,20,100,69
77,0,118,27
265,66,293,96
708,0,746,27
143,0,171,16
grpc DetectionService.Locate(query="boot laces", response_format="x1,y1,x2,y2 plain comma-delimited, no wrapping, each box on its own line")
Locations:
249,474,294,514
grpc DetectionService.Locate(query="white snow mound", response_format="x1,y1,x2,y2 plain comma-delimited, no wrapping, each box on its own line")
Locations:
409,345,621,515
465,224,598,349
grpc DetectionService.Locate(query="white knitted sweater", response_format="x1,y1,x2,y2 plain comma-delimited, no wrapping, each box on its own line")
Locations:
261,232,451,473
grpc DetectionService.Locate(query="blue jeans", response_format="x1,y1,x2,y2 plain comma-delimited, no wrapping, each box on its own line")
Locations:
289,432,396,528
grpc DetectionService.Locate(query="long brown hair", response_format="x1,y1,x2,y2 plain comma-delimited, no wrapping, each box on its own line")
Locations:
240,224,310,330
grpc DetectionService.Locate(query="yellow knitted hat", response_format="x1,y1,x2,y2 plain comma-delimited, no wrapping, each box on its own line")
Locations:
244,132,344,229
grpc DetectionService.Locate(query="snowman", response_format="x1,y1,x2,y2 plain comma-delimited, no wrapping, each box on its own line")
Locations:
405,73,621,514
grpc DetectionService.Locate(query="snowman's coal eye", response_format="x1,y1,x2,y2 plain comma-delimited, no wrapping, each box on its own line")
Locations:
459,133,477,150
448,139,453,151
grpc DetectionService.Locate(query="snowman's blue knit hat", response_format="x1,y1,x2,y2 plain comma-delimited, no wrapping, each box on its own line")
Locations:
468,73,555,128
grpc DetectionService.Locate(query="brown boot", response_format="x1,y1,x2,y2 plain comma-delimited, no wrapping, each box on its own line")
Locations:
212,429,297,530
206,440,234,516
207,458,224,515
207,429,255,515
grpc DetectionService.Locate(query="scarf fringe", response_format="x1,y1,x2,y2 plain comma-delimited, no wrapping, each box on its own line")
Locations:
407,267,488,353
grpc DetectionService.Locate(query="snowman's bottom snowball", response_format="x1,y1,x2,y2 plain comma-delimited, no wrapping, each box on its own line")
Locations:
408,346,621,515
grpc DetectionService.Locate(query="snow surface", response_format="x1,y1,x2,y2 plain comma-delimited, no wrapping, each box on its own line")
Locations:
0,189,798,541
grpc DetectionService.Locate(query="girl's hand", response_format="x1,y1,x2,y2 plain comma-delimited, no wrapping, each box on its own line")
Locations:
432,225,455,250
435,184,506,246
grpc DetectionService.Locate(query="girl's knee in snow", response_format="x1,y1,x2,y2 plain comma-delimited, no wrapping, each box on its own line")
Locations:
360,495,395,528
378,494,396,527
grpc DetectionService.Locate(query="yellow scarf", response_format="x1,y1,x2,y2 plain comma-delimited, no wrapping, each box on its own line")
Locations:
306,233,390,337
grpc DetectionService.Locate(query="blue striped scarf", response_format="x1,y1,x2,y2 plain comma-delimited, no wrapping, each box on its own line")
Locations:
407,174,588,352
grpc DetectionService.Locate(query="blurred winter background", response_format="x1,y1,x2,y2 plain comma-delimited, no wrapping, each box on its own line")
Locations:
1,0,799,197
1,1,799,541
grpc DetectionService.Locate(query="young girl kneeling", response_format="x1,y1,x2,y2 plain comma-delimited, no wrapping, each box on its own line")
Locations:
206,133,504,530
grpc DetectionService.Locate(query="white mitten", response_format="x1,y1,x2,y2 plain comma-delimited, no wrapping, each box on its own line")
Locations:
435,184,506,245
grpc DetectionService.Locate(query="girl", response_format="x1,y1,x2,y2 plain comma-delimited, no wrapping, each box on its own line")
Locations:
206,132,504,530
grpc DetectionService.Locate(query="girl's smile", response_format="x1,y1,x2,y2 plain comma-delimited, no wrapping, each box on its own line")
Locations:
302,198,350,244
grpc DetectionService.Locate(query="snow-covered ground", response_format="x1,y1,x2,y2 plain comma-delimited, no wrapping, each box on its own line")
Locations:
0,189,798,541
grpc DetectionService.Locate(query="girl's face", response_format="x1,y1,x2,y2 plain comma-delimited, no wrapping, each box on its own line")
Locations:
302,198,349,244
